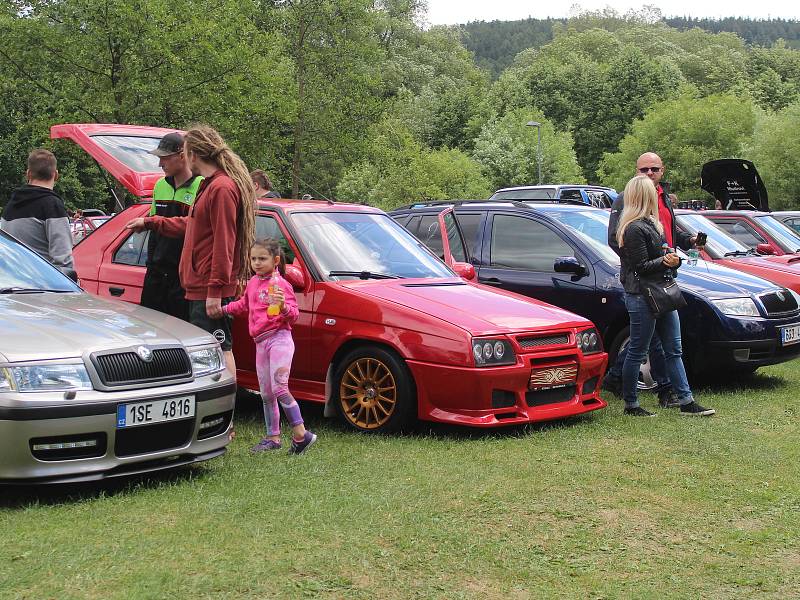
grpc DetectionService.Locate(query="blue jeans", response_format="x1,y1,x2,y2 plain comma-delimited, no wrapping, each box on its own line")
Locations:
609,333,671,392
622,293,693,408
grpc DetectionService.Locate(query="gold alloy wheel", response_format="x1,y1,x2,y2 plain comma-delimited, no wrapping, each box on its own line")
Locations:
339,357,397,429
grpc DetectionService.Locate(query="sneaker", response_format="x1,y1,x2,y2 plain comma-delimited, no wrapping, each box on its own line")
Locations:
602,374,622,395
680,401,716,416
251,438,282,453
289,431,317,455
657,388,681,408
623,406,656,417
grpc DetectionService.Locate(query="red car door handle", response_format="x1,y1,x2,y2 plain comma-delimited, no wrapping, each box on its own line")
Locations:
481,277,503,286
109,287,125,297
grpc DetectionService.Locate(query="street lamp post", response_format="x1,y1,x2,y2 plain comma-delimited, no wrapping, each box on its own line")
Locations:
526,121,542,185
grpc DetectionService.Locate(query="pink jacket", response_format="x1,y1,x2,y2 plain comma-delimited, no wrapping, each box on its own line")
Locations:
223,273,299,341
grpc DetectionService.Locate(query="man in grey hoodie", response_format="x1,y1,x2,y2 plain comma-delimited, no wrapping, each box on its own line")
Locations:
0,149,73,271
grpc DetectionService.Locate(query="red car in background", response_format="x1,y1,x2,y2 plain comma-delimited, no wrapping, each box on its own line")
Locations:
58,123,608,432
700,210,800,257
675,211,800,294
71,214,110,244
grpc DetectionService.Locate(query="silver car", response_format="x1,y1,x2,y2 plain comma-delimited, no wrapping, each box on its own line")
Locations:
0,230,235,484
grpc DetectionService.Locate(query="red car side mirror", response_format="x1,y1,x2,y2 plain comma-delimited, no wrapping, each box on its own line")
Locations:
284,264,307,291
756,243,776,256
452,261,476,281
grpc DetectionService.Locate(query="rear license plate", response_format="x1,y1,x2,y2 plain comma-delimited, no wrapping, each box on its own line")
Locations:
781,324,800,346
117,396,195,428
529,364,578,390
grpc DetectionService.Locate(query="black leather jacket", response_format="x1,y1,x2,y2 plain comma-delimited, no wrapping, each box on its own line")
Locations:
619,218,676,294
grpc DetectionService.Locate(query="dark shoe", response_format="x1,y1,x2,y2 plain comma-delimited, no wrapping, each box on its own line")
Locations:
251,438,282,453
657,388,681,408
289,431,317,455
680,401,715,416
602,374,622,395
623,406,656,417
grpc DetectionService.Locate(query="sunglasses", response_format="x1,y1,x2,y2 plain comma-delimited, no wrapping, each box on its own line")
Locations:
638,166,662,173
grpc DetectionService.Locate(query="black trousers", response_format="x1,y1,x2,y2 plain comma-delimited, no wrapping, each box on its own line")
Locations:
140,267,189,322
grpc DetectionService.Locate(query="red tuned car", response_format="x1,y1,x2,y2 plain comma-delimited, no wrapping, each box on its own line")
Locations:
675,211,800,294
59,124,608,432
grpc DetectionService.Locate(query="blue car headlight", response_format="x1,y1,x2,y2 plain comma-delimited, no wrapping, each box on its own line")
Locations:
576,328,602,354
472,338,515,367
712,297,759,317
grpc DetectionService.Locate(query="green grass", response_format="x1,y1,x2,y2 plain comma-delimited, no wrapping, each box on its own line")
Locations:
2,363,800,599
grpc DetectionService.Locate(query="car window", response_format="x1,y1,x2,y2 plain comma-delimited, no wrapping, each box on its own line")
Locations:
90,135,161,173
559,189,583,201
113,230,149,266
453,212,482,258
490,188,555,200
787,218,800,234
412,215,467,263
713,220,766,247
256,215,296,263
490,215,575,271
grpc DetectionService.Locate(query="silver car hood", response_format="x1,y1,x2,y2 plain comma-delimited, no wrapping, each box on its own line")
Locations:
0,292,216,363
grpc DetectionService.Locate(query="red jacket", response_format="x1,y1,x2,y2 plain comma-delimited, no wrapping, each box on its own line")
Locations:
145,170,241,300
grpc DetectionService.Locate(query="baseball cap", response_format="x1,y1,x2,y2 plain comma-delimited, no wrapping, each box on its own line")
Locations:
148,132,185,157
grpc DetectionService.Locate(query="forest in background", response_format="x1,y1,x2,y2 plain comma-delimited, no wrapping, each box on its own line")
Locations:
1,1,800,211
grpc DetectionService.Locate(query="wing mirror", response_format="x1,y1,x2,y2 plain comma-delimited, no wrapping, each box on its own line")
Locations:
756,243,776,256
452,261,476,281
554,256,587,276
283,264,307,291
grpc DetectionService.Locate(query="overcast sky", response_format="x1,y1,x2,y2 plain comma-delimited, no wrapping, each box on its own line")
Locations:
426,1,800,25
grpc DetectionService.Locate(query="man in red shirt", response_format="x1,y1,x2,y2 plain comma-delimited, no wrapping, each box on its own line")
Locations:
604,152,703,409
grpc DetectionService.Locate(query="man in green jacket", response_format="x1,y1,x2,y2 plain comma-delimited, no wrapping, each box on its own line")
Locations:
141,132,202,320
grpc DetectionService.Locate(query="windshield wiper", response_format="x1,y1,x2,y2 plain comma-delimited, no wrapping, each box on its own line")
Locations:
0,287,72,294
328,270,401,280
723,251,750,257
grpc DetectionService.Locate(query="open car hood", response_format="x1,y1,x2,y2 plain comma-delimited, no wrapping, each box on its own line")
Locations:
51,124,182,198
700,159,769,211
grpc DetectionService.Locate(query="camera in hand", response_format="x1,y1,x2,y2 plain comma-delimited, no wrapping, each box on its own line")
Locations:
695,231,707,246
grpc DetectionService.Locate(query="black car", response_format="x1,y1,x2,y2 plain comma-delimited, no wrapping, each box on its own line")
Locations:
391,201,800,380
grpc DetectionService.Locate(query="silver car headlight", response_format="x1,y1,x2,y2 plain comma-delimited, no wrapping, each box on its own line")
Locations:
189,346,226,377
1,363,93,392
712,297,760,317
472,338,515,367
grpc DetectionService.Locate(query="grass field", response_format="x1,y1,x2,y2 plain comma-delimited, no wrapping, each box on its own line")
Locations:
2,362,799,599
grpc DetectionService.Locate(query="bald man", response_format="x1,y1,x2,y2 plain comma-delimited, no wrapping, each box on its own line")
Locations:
603,152,702,409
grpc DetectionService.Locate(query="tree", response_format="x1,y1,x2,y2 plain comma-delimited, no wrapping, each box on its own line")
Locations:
750,102,800,209
471,109,584,189
336,118,491,210
598,93,757,200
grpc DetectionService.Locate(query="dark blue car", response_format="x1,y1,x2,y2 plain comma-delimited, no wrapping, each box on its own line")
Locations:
391,201,800,380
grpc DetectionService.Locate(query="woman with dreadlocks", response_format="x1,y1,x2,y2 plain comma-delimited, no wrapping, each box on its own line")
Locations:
126,125,256,375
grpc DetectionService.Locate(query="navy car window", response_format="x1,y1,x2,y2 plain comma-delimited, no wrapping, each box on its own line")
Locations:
256,215,296,263
113,230,148,266
453,213,482,257
415,215,466,262
490,215,574,271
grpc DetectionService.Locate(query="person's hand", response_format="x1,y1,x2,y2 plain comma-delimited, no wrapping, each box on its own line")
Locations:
125,217,146,232
270,286,285,308
690,235,705,250
206,297,223,319
663,253,680,268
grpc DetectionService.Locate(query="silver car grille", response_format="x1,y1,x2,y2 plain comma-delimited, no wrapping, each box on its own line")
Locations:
92,347,191,387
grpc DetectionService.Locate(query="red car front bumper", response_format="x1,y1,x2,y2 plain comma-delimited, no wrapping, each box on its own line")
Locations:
408,350,608,427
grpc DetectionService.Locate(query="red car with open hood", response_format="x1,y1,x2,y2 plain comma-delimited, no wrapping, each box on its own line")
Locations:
59,124,608,432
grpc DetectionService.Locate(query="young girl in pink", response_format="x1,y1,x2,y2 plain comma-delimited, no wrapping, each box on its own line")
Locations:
223,239,316,454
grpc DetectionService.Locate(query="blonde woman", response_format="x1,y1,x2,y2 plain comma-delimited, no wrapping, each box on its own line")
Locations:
617,175,714,417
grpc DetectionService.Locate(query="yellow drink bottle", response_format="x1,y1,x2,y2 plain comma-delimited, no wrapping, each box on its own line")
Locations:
267,272,281,316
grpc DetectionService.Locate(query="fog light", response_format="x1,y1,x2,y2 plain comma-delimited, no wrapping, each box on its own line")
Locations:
199,416,225,430
32,439,98,451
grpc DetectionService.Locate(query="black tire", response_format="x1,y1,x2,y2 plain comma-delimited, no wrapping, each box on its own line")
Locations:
608,327,657,391
332,345,416,433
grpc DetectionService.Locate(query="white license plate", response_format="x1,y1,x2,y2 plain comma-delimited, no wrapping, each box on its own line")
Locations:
781,324,800,346
116,396,195,428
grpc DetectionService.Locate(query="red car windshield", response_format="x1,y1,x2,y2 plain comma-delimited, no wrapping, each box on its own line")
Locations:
677,213,751,258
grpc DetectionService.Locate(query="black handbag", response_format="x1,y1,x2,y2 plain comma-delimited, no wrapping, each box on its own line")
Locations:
638,274,687,317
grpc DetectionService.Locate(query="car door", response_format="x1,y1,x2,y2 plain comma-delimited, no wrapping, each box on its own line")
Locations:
476,212,598,318
97,228,149,302
252,212,314,385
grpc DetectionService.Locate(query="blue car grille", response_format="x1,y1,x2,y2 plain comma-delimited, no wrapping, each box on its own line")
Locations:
759,291,799,317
